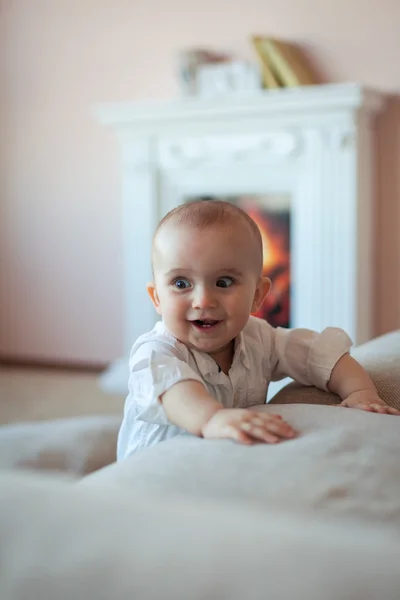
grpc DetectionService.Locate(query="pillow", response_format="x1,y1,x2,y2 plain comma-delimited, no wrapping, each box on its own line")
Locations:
270,330,400,410
84,404,400,529
0,415,121,475
1,469,400,600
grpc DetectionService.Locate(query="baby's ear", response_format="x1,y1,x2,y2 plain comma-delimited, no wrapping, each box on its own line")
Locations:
252,277,271,313
147,282,162,315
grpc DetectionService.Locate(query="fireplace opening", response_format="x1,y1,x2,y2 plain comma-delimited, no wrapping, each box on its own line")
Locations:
187,195,291,328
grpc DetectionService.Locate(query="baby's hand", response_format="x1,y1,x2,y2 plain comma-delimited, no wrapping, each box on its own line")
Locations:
340,390,400,415
201,409,297,445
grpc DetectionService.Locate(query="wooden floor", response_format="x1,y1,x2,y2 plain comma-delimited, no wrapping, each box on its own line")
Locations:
0,365,125,426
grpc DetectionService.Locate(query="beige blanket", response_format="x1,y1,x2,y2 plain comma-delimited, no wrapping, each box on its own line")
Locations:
0,466,400,600
85,404,400,529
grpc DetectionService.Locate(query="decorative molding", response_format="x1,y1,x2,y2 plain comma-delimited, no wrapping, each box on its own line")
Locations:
157,131,301,169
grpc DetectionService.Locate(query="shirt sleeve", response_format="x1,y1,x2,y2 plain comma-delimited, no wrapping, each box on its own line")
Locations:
128,340,206,425
269,326,353,390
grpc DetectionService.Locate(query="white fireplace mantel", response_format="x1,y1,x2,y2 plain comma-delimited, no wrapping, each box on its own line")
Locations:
93,83,385,394
93,83,382,132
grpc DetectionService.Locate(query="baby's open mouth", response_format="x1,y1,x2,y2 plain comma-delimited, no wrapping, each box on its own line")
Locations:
191,319,220,329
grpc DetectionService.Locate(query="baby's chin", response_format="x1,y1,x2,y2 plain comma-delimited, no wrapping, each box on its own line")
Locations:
165,321,235,355
184,336,234,357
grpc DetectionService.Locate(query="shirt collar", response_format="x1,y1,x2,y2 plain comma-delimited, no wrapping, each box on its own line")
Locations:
197,333,251,377
159,320,250,374
233,331,251,371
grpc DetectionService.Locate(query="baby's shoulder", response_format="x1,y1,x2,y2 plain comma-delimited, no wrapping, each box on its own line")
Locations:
240,317,277,368
243,316,274,344
130,321,189,362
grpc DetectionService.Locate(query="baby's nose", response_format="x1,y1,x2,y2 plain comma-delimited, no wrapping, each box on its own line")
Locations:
192,286,217,309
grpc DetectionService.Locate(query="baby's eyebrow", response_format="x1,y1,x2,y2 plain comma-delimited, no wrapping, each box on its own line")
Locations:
164,268,191,277
163,267,245,278
218,267,244,277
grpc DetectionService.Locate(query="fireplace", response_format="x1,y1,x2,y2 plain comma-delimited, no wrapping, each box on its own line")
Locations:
93,84,385,395
189,194,291,329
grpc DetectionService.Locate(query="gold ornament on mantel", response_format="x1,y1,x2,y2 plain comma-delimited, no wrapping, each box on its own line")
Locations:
251,36,319,89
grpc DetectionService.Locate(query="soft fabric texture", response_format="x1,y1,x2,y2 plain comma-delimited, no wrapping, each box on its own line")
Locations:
118,316,351,458
1,470,400,600
0,416,121,476
86,404,400,529
271,329,400,411
0,330,397,478
0,331,399,599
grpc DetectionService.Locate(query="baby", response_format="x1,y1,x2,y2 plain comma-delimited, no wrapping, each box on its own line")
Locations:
117,200,399,459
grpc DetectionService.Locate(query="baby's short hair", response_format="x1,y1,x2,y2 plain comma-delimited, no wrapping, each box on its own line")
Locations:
153,199,264,275
157,198,261,247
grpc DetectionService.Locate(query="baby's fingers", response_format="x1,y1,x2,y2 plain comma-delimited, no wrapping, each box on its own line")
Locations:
240,422,281,444
371,404,400,415
342,401,400,415
253,415,297,439
341,401,373,411
369,403,391,414
223,425,255,445
241,417,297,444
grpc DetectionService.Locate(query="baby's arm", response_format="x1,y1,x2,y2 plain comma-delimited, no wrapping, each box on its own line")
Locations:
268,323,398,415
328,354,400,415
161,380,221,435
161,380,297,444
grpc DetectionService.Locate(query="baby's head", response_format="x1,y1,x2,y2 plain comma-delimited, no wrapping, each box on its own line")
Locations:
147,200,271,360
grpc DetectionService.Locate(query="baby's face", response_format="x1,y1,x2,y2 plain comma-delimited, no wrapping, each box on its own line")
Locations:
148,220,270,361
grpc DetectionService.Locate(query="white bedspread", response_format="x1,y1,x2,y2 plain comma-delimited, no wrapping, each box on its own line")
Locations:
1,404,400,599
85,404,400,528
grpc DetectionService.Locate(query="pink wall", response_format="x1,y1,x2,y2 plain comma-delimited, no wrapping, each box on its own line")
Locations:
0,0,399,364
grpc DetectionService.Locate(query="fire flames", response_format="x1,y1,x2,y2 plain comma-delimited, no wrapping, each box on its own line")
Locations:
246,207,290,328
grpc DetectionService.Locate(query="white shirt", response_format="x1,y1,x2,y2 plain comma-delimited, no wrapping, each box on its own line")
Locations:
117,317,352,459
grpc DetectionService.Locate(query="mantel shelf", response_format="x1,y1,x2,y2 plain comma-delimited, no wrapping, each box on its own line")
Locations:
93,83,384,133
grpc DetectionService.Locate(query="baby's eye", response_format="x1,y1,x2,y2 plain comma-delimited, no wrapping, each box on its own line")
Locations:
173,278,191,290
216,277,234,288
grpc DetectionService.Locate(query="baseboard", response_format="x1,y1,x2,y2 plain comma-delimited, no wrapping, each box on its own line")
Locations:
0,355,107,374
